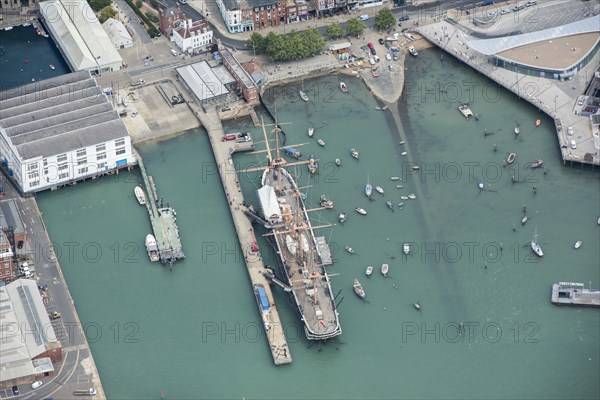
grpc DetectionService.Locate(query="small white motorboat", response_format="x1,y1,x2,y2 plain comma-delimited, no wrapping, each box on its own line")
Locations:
353,278,366,299
339,212,347,223
145,234,160,262
521,216,528,226
398,141,406,145
355,207,367,215
531,159,543,169
345,246,355,254
350,148,359,159
386,201,393,210
335,158,342,166
365,266,373,276
308,127,314,137
514,126,520,135
412,166,420,170
381,264,389,277
365,174,372,198
403,243,410,255
300,90,309,102
49,64,55,70
320,194,333,209
396,185,403,189
398,202,404,207
340,82,348,93
400,196,409,200
408,193,416,200
375,186,384,195
401,151,407,156
507,153,516,164
574,240,582,249
317,139,325,147
134,186,146,205
390,177,400,181
413,302,421,311
477,180,485,190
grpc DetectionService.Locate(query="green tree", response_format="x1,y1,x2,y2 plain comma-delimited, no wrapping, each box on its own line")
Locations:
99,5,117,22
327,23,343,39
374,8,396,31
135,0,142,7
89,0,112,11
345,18,365,37
246,32,266,55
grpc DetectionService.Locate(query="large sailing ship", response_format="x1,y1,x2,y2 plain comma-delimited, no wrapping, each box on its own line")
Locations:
253,118,342,340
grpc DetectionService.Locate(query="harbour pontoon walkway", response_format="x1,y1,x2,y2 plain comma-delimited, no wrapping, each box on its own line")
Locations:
134,148,184,265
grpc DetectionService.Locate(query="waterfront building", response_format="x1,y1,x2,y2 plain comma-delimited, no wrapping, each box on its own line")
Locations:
39,0,123,74
159,7,187,38
0,71,136,194
220,48,260,104
176,61,234,105
468,16,600,81
215,0,255,33
0,279,61,388
172,19,213,54
250,0,283,30
102,18,133,49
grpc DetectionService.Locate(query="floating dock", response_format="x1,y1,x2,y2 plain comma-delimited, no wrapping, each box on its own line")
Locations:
551,282,600,307
134,149,184,265
197,107,292,365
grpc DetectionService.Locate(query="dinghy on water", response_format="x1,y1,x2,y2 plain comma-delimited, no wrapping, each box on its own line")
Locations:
365,266,373,276
381,264,389,277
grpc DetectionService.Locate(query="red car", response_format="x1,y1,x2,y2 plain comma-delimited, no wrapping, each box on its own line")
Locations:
221,134,236,142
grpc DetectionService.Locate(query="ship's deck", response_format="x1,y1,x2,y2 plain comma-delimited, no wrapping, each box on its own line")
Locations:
262,165,341,340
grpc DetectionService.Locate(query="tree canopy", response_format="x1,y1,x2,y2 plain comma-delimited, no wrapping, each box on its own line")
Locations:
89,0,112,11
246,29,325,62
345,18,365,37
99,5,117,22
374,8,396,31
327,23,344,39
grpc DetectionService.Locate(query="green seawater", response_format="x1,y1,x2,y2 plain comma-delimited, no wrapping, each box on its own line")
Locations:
36,48,599,399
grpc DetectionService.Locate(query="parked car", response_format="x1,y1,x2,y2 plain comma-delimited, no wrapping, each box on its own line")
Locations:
131,111,138,117
526,0,536,6
378,38,385,45
374,55,380,62
17,240,24,249
49,311,61,320
12,386,20,395
369,58,376,65
399,15,410,22
570,140,577,149
567,126,573,135
221,134,236,142
32,381,43,389
577,98,584,106
385,53,392,61
500,8,510,14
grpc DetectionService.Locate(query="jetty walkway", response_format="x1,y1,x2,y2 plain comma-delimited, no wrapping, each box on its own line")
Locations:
134,149,184,265
417,21,600,167
196,107,292,365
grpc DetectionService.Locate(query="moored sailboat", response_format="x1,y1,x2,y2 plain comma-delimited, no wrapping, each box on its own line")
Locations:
353,278,366,299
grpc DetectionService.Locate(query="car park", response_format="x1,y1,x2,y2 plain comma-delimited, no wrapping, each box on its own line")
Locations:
221,134,236,142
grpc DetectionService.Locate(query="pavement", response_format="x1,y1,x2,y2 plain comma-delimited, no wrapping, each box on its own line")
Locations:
0,180,105,399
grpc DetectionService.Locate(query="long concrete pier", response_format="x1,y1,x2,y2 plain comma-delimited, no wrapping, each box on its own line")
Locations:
134,149,185,265
196,107,292,365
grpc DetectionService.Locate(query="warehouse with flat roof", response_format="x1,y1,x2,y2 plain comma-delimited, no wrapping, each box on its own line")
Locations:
40,0,124,74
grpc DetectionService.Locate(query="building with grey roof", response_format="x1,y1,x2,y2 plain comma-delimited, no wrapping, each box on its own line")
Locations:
40,0,124,74
176,61,233,104
102,18,133,50
0,279,60,388
0,71,136,194
215,0,254,33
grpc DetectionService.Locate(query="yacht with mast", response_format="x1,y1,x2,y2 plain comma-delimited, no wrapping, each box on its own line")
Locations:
250,118,342,340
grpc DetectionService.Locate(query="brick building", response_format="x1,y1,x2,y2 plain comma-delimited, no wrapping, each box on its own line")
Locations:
219,49,259,104
159,6,187,38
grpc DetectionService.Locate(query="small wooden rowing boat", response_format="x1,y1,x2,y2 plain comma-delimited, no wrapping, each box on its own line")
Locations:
507,153,516,164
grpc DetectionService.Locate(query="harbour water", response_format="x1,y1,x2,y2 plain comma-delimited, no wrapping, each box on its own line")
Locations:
35,47,599,399
0,24,70,90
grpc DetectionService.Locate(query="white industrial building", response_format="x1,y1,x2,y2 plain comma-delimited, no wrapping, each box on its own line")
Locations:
172,19,213,54
0,71,136,194
40,0,123,74
0,279,60,388
102,18,133,49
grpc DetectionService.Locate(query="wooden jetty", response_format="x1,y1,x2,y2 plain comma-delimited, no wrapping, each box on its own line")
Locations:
134,149,184,265
551,282,600,307
197,107,292,365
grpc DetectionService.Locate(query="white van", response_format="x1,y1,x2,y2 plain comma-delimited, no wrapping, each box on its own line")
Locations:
359,15,369,21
